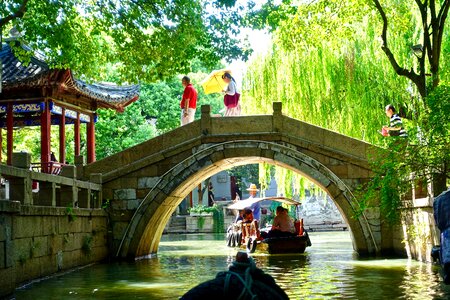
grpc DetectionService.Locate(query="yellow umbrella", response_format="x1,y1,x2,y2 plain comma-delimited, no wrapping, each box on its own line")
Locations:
200,69,232,94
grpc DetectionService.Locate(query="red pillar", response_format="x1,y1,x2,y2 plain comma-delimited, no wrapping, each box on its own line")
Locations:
6,103,13,165
59,108,66,163
40,100,51,172
74,112,80,156
87,115,95,163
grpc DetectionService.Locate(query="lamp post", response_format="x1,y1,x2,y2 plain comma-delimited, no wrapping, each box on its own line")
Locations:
411,44,423,58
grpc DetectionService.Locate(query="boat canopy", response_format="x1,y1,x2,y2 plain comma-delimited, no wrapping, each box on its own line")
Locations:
227,196,301,210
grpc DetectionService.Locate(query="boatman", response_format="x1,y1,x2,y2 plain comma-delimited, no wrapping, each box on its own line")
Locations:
247,184,261,223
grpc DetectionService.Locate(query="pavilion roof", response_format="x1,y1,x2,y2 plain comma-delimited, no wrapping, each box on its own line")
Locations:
0,43,139,112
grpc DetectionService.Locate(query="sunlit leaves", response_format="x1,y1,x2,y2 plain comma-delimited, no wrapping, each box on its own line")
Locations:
1,0,251,83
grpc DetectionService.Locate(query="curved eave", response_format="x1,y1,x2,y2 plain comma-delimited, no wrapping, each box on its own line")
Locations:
64,72,140,112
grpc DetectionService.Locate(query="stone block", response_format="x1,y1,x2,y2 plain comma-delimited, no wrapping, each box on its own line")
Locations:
62,249,81,270
127,199,140,210
113,189,136,200
39,255,57,277
60,165,76,178
328,165,349,178
31,236,48,258
132,165,159,177
14,237,31,261
41,217,57,237
138,177,160,189
0,242,4,268
13,216,43,239
111,200,127,210
347,164,370,179
136,189,150,199
12,152,31,169
112,222,129,240
90,173,102,184
0,267,15,298
48,234,63,255
119,177,138,189
162,122,200,150
0,200,21,213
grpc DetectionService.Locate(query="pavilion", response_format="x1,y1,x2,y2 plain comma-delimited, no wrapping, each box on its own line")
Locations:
0,41,139,172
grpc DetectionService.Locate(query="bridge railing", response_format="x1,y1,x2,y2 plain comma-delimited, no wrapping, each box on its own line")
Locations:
0,152,102,209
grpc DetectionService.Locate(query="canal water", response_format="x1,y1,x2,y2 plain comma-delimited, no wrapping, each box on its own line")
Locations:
15,231,450,299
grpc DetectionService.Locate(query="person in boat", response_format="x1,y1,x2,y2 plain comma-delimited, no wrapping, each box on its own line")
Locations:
269,206,296,238
235,209,244,223
242,208,262,240
180,252,289,299
226,209,245,247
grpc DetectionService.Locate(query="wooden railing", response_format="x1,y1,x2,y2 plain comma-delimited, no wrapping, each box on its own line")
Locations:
1,154,102,209
31,162,67,175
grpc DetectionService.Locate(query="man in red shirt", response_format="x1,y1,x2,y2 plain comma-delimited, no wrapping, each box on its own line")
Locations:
180,76,198,125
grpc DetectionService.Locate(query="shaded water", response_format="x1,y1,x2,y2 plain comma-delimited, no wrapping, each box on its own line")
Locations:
15,232,450,299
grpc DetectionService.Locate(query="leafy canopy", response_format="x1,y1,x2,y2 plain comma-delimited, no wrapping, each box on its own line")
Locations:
1,0,253,82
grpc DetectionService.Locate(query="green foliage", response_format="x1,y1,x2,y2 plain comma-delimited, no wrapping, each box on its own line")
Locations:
197,216,205,229
188,204,219,214
356,141,409,224
357,84,449,223
65,206,77,222
228,164,259,193
1,0,253,83
213,207,224,233
82,235,93,256
243,0,449,213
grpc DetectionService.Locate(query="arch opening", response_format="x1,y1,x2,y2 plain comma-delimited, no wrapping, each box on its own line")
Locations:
117,141,377,259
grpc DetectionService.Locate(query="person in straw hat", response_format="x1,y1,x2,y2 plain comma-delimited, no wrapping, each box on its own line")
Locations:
247,183,261,223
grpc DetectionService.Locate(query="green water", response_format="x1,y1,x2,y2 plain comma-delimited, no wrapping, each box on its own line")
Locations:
14,232,450,299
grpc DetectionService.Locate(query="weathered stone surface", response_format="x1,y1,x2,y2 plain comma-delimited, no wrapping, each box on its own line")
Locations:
78,113,392,259
12,152,31,169
113,189,136,200
138,177,159,189
127,200,140,210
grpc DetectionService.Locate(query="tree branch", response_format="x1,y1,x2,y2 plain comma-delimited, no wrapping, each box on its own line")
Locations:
0,0,29,28
373,0,423,94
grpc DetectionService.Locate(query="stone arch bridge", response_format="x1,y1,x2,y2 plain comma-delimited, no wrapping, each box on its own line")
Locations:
83,103,390,260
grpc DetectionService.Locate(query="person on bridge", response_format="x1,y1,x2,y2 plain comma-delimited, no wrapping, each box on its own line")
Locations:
222,72,241,116
382,104,407,137
180,76,198,126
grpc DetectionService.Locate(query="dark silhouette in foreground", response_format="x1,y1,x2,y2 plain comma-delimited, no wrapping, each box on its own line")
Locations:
180,252,289,299
433,189,450,284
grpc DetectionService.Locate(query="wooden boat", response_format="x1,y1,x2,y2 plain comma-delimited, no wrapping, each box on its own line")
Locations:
226,197,312,254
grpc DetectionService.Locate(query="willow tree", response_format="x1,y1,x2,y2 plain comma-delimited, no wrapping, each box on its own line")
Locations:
372,1,450,196
243,0,449,210
0,0,252,83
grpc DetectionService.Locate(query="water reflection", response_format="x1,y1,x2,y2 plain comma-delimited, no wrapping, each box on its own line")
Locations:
14,232,450,299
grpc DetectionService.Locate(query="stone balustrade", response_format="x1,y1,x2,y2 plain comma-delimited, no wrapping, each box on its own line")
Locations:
1,152,102,208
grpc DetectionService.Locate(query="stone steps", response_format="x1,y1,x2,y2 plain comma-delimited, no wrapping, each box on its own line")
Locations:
164,215,187,233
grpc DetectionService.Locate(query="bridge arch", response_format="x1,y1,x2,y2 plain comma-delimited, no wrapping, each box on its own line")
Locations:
117,140,377,259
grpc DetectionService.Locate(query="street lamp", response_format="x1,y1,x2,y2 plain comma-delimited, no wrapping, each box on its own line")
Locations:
411,44,423,58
